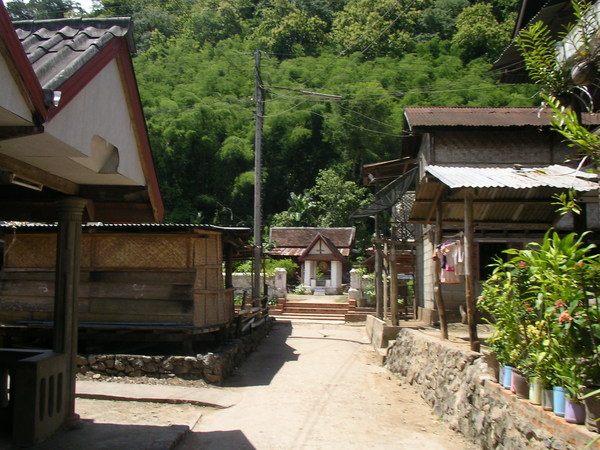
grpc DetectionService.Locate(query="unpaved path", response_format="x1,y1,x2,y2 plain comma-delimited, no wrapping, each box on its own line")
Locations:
176,321,478,450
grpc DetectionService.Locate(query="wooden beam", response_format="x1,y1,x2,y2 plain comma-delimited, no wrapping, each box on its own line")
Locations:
410,218,552,228
418,198,560,205
464,191,480,352
383,241,389,321
424,183,445,225
0,126,43,140
390,228,398,326
374,215,383,319
0,153,79,195
434,207,448,340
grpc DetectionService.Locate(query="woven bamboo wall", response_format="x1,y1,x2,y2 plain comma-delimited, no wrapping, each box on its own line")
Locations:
0,230,232,329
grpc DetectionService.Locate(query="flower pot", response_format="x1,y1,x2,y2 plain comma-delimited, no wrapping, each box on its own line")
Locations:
542,389,553,411
512,369,529,399
502,365,513,389
553,386,566,417
565,398,586,424
498,365,504,385
581,386,600,432
529,380,542,405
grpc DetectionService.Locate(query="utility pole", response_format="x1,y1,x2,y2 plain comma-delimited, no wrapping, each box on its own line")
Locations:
253,50,264,303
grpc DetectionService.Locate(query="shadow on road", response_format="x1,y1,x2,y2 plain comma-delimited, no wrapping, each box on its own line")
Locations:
7,421,190,450
177,429,256,450
223,321,297,387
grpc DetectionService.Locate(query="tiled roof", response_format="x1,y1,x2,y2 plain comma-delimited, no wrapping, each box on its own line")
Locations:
13,17,133,90
269,227,355,249
404,107,600,128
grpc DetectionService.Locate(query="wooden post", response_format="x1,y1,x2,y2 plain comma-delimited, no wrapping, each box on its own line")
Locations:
224,244,234,289
390,229,398,326
434,207,449,340
53,197,87,425
374,215,383,319
464,191,480,352
383,241,389,320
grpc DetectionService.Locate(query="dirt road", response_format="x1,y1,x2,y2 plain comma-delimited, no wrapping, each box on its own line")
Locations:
176,320,478,450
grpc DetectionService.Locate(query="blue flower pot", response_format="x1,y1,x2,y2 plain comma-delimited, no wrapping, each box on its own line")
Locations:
502,366,513,389
553,386,566,417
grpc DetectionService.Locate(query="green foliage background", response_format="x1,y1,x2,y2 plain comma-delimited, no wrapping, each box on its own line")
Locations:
8,0,539,228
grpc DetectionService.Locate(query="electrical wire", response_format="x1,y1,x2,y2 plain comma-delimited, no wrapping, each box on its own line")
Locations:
310,111,410,137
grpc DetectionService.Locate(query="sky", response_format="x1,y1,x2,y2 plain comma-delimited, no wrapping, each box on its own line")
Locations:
78,0,95,12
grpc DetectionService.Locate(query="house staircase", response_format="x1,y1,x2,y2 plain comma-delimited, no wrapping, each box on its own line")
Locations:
268,298,375,322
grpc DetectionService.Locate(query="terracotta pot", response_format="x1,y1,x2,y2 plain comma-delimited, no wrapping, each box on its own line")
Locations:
512,369,529,399
565,397,586,424
529,380,542,405
581,386,600,433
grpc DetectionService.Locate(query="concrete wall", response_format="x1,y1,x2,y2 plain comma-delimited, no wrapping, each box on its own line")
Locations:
365,315,400,349
385,328,597,449
232,272,275,298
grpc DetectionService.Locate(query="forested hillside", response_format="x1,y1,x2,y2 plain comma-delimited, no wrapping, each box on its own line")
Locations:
8,0,538,226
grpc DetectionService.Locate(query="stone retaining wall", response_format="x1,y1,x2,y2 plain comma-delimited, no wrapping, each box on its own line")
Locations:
77,320,273,385
385,328,598,449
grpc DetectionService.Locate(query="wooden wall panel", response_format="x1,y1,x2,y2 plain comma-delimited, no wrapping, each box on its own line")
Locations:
0,229,233,330
4,235,56,268
93,235,189,269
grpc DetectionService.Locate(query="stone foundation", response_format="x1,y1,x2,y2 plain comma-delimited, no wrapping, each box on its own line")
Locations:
385,328,598,449
76,319,273,385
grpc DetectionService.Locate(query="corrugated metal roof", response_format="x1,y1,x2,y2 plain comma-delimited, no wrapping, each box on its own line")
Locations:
404,107,600,128
13,18,133,90
425,165,599,191
0,222,250,233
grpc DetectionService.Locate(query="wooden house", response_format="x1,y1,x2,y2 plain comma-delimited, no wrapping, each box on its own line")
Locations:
0,223,250,339
403,107,600,344
0,5,164,445
269,227,355,294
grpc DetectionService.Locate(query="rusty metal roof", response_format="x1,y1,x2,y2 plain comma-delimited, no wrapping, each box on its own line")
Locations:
404,107,600,129
425,165,598,190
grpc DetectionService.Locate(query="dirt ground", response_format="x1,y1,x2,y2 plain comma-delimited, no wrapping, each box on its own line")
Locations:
172,320,477,450
59,320,480,450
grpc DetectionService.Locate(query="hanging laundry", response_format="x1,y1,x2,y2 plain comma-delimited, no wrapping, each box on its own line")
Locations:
434,240,464,284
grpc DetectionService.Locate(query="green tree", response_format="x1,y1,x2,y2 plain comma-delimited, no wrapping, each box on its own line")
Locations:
251,1,328,57
416,0,469,41
452,3,513,62
187,0,252,46
7,0,85,19
331,0,425,59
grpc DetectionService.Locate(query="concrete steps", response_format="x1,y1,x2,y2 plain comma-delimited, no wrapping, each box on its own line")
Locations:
270,301,348,322
268,300,377,322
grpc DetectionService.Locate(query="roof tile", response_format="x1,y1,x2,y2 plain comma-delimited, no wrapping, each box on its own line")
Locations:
13,17,133,90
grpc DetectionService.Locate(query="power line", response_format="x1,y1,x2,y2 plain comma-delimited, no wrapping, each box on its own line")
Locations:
310,111,409,137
